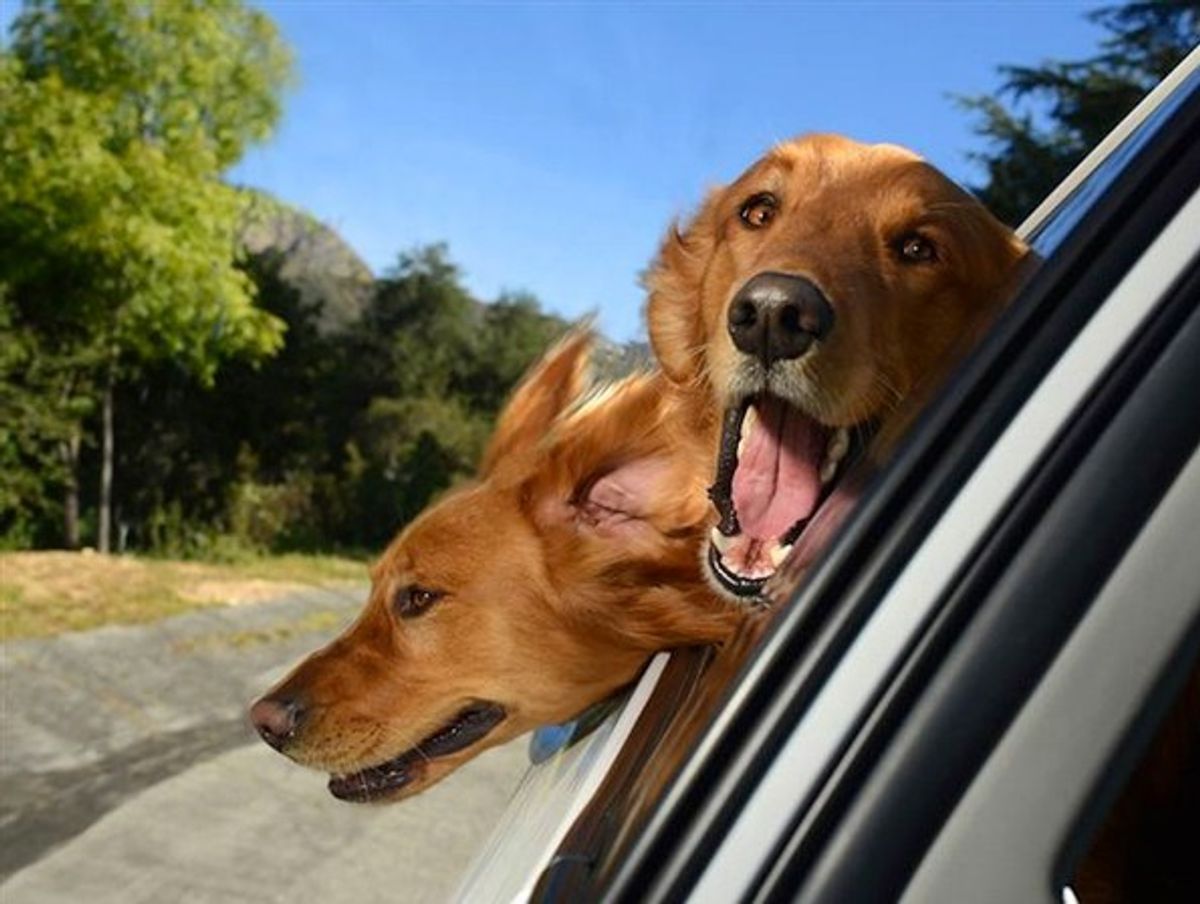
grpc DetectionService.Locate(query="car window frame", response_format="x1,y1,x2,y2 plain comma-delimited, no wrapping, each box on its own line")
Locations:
598,50,1200,904
902,446,1200,904
766,212,1200,904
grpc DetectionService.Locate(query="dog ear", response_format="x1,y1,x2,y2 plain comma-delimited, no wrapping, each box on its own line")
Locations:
523,373,739,648
565,455,681,541
952,201,1038,343
531,374,710,545
480,327,592,477
644,191,720,386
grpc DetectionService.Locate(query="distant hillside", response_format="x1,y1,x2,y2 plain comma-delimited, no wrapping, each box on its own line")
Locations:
593,337,652,379
238,191,374,335
236,190,652,374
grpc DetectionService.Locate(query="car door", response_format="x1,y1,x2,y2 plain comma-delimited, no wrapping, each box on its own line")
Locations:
759,199,1200,904
596,48,1200,904
459,47,1200,904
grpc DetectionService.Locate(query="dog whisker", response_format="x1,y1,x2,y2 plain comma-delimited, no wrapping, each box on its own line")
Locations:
868,369,905,410
925,199,979,210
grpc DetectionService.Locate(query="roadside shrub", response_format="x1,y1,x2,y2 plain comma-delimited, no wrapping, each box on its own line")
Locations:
227,475,317,552
144,502,230,560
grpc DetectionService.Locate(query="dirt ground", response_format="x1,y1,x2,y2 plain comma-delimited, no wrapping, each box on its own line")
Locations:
0,551,368,639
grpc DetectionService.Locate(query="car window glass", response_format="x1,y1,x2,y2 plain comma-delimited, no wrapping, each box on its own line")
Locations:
568,64,1199,888
1067,662,1200,902
1028,64,1200,256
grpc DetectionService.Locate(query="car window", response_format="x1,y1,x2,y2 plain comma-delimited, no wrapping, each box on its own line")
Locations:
547,57,1200,901
1027,63,1200,256
1069,662,1200,902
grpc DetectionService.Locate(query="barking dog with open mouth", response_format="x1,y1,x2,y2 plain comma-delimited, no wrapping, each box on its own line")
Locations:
248,332,736,803
646,134,1030,602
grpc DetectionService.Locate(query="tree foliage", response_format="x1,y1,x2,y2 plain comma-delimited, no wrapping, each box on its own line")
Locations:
960,1,1200,225
112,241,567,553
8,0,1196,558
0,291,97,546
2,0,293,380
10,0,290,171
1,0,293,550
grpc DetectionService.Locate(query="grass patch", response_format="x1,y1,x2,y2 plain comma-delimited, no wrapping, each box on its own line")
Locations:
0,551,368,641
215,553,367,583
173,610,348,654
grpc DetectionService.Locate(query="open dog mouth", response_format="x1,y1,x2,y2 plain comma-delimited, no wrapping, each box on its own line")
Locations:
707,395,867,600
327,701,506,803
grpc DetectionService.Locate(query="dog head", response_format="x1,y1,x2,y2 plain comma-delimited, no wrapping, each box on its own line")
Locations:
249,331,735,802
646,134,1030,601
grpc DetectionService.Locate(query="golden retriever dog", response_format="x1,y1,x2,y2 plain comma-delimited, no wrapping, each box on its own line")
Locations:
646,133,1030,601
249,331,736,802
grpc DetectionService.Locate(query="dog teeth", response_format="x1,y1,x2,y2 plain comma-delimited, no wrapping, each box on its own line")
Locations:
819,457,838,486
819,427,850,486
768,542,794,568
710,527,731,554
737,405,758,459
826,427,850,462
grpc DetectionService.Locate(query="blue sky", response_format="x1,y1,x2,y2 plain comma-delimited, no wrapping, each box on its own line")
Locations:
12,1,1108,340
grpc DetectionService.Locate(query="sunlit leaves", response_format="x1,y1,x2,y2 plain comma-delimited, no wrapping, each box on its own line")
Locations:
10,0,293,169
0,0,293,545
1,0,294,381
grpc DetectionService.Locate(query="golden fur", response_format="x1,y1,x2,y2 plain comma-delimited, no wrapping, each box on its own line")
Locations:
645,134,1031,597
643,133,1199,897
250,331,735,801
648,133,1028,425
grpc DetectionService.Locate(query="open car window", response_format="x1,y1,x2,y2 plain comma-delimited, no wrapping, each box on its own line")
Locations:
1023,58,1200,254
467,47,1200,904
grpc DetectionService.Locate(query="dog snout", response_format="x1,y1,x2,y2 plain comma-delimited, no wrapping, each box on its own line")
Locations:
249,694,307,752
728,272,834,366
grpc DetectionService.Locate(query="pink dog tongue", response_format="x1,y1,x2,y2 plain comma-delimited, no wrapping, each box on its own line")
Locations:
731,398,825,541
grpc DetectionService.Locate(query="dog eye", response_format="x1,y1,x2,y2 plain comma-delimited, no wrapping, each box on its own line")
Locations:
897,233,938,264
739,192,778,229
394,585,443,618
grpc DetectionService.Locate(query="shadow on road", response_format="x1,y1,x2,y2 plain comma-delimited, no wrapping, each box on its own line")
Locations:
1,588,530,902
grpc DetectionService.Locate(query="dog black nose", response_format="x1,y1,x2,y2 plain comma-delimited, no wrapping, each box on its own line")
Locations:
728,272,834,366
249,695,306,751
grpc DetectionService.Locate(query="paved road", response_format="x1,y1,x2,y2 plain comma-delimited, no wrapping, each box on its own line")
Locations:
1,588,530,902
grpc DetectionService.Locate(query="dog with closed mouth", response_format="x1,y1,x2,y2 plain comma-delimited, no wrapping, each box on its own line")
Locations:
248,331,736,802
646,133,1031,602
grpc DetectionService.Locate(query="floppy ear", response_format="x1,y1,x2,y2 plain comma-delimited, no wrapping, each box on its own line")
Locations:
956,204,1038,342
566,455,682,542
531,374,710,547
525,373,739,647
480,328,592,477
644,190,721,386
543,445,740,648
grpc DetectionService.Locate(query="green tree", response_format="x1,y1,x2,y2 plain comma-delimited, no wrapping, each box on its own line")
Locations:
0,290,97,547
469,290,569,413
371,244,479,399
0,0,293,550
112,249,334,553
961,1,1200,225
94,235,566,553
322,244,567,545
334,245,481,542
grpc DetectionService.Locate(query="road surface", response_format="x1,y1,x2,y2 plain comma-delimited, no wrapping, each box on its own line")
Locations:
1,587,529,903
